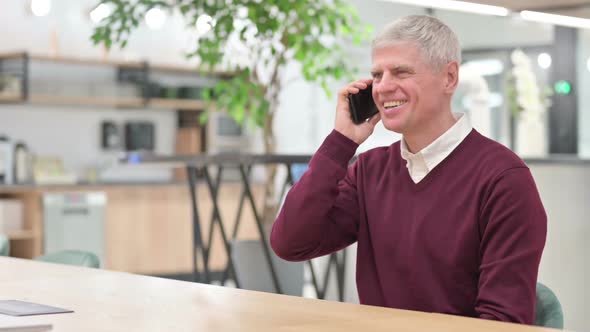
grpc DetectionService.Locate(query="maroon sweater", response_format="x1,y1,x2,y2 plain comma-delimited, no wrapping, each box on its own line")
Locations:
271,129,546,324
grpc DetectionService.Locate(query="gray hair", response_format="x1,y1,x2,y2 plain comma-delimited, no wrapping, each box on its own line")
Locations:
372,15,461,71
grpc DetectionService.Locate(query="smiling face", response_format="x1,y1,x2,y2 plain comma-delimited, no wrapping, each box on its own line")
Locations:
371,42,455,135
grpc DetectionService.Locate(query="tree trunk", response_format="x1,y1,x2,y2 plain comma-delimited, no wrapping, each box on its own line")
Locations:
261,109,279,228
260,61,284,229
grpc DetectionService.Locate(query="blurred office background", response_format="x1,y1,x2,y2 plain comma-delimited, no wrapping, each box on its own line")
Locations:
0,0,588,330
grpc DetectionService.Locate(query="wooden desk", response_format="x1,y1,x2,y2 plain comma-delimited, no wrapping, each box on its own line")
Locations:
0,257,560,332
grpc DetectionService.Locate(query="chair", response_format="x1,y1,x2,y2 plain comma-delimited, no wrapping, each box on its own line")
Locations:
34,250,100,268
535,282,564,329
231,239,304,296
0,234,9,256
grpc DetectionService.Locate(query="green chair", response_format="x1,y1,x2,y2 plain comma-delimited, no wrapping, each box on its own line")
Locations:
0,234,9,256
34,250,100,268
230,239,304,296
535,282,564,329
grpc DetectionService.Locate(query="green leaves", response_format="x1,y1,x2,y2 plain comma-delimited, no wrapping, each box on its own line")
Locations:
199,69,268,128
91,0,370,131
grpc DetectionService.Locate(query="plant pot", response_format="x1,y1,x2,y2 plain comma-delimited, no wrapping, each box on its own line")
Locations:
515,113,548,158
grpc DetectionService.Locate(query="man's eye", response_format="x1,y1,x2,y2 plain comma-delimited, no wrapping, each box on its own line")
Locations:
372,73,382,79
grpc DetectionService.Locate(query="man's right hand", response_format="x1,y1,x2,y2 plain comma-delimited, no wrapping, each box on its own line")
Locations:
335,79,381,145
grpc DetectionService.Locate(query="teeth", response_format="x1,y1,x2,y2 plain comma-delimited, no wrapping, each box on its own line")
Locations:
384,100,407,108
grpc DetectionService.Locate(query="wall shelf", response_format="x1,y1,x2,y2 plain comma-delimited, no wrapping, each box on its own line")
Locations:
149,98,205,111
0,52,232,111
150,63,234,78
29,95,146,108
29,54,145,69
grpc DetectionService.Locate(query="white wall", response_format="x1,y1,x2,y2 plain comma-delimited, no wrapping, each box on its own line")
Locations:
0,0,199,64
0,106,175,182
530,164,590,331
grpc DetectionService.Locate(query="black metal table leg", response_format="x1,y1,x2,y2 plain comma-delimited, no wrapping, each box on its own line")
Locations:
323,255,337,299
337,250,347,302
306,252,347,301
221,165,252,286
186,166,210,283
307,260,324,299
202,167,222,267
202,166,240,287
238,164,283,294
186,159,345,301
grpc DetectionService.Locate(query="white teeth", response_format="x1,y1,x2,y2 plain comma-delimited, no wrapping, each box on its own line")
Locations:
384,100,407,108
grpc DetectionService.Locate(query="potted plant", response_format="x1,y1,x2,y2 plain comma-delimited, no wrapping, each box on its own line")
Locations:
91,0,370,224
506,49,550,157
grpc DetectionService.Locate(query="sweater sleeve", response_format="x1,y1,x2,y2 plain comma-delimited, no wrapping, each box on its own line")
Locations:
270,130,361,262
476,167,547,324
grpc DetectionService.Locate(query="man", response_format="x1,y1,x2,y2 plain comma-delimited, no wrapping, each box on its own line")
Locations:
270,15,546,324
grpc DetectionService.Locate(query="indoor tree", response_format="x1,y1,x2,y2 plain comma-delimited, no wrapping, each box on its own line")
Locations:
91,0,370,224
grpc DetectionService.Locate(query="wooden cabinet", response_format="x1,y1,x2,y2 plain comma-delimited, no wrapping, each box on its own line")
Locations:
0,183,263,275
1,191,43,259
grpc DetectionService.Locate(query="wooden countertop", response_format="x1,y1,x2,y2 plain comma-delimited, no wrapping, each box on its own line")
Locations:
0,257,562,332
119,152,313,167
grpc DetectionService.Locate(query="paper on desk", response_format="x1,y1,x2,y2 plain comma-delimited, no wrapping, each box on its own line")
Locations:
0,315,52,331
0,301,72,317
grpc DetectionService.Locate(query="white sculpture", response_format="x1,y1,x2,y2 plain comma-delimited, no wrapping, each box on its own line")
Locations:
510,49,548,158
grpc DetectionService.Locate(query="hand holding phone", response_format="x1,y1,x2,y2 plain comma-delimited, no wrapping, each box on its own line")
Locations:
348,84,379,124
334,79,381,145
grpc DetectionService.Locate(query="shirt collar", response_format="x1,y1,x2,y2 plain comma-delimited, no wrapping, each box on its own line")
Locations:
400,113,472,171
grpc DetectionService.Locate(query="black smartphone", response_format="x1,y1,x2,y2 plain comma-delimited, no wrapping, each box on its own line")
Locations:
348,84,379,124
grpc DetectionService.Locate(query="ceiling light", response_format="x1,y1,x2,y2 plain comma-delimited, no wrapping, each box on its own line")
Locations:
145,7,166,30
379,0,509,17
196,14,213,35
90,3,112,23
587,57,590,72
520,11,590,29
31,0,51,17
537,53,552,69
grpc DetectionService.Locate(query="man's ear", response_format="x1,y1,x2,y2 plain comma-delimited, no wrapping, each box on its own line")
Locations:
443,61,459,94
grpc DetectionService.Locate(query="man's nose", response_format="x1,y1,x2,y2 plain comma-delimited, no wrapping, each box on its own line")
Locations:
375,75,399,94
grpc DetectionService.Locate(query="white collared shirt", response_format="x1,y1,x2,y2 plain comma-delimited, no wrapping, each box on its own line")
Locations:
401,113,473,183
